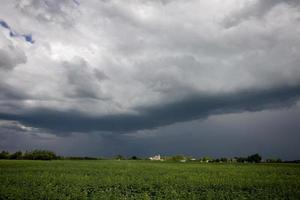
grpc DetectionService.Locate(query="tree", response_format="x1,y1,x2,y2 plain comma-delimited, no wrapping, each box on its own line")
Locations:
201,156,213,162
171,155,185,162
235,157,247,163
130,156,139,160
266,158,282,163
9,151,23,160
247,153,262,163
0,151,10,159
115,155,124,160
23,151,33,160
23,150,57,160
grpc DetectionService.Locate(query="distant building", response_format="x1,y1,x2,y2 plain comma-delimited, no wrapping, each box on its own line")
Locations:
149,154,163,161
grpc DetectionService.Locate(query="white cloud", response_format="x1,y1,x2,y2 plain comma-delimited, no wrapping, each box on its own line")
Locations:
0,0,300,124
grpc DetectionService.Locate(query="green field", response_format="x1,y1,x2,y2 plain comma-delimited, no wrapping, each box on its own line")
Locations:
0,160,300,199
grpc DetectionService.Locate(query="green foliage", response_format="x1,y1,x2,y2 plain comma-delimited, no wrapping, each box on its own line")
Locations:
266,158,282,163
234,154,262,163
115,154,124,160
0,150,58,160
65,156,99,160
0,151,10,159
130,156,139,160
220,157,228,162
235,156,247,163
170,154,185,161
23,150,58,160
1,160,299,200
247,153,262,163
201,156,213,162
9,151,23,160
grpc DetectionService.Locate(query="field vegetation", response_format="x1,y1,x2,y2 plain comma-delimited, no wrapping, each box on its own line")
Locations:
0,160,300,199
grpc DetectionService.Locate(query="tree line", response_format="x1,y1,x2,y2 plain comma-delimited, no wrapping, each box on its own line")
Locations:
0,150,58,160
0,150,102,160
0,150,290,163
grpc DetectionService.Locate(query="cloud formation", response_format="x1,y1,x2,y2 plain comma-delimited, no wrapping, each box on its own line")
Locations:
0,0,300,134
0,84,299,133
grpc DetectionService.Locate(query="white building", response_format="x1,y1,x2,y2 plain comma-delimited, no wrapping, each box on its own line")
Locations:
149,154,162,161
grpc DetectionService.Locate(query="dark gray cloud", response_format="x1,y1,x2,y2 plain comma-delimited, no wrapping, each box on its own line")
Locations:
0,83,27,100
0,85,299,133
1,105,300,160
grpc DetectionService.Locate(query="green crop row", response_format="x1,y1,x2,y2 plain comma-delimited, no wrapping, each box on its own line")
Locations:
0,160,300,199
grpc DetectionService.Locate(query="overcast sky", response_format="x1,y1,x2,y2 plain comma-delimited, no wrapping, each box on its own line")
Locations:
1,0,300,159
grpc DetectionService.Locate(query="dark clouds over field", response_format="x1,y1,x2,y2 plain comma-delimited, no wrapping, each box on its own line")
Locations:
0,0,300,159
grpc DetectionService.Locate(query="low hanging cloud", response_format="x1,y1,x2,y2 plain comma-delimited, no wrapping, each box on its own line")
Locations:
0,0,300,134
1,85,299,133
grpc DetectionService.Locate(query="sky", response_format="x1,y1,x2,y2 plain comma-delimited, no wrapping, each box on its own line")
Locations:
0,0,300,160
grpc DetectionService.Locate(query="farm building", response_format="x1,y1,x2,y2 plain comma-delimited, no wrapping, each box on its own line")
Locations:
149,155,163,161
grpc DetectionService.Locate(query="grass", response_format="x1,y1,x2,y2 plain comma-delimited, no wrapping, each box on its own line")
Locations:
0,160,300,199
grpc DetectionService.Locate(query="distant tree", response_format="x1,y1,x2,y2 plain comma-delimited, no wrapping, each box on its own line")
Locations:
0,151,10,159
201,156,213,162
131,156,139,160
23,151,33,160
247,153,262,163
266,158,282,163
67,156,98,160
235,157,247,163
171,155,185,162
9,151,23,160
23,150,57,160
115,155,124,160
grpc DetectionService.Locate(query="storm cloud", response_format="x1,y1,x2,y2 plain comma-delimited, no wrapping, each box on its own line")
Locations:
1,84,300,133
0,0,300,158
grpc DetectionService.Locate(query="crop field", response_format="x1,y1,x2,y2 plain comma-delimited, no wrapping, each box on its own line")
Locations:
0,160,300,200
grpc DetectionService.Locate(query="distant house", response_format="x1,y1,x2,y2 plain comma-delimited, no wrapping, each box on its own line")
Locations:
149,154,163,161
